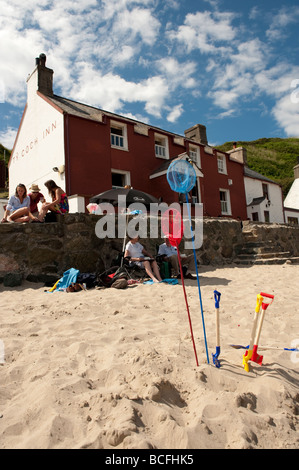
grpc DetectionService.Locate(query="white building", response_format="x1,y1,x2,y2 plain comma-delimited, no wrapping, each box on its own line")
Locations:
284,162,299,225
227,146,285,224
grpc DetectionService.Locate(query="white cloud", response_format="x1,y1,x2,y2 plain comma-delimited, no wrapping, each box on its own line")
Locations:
156,57,197,90
266,6,299,41
69,64,169,118
0,127,18,149
167,103,183,123
169,10,236,54
113,7,160,45
272,94,299,136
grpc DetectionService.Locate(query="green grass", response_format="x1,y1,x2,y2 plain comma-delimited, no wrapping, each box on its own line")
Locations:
216,138,299,197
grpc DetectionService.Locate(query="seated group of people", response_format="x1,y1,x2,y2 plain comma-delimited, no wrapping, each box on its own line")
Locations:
1,180,69,224
124,235,196,283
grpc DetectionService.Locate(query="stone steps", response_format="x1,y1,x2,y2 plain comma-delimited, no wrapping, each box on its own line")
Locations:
234,229,299,265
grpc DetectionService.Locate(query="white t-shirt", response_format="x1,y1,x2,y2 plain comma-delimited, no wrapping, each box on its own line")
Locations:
158,242,177,257
125,241,144,259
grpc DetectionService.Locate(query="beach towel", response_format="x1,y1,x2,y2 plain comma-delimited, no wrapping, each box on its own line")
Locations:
143,278,178,285
51,268,80,291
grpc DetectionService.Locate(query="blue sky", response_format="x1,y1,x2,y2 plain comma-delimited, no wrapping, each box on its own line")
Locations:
0,0,299,149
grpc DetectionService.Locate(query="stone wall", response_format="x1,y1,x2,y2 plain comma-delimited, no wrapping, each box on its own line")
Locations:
245,222,299,257
0,214,298,285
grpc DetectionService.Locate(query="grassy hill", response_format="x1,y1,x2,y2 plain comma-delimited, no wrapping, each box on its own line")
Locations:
216,138,299,198
0,143,10,196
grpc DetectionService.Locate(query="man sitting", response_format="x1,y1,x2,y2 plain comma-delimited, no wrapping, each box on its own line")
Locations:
158,237,196,279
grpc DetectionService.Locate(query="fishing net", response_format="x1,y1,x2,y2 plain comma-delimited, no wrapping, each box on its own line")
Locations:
167,159,196,194
161,208,184,246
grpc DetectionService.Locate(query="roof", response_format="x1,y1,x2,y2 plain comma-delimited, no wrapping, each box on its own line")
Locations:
43,94,195,142
149,154,204,179
244,166,278,184
247,196,266,207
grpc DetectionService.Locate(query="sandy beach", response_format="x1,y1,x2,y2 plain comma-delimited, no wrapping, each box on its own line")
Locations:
1,263,298,449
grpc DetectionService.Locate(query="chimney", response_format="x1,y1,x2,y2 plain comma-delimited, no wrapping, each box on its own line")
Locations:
227,145,247,166
294,158,299,179
184,124,208,145
27,53,54,98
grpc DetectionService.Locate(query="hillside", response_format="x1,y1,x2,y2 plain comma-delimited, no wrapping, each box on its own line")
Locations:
0,143,10,195
216,138,299,198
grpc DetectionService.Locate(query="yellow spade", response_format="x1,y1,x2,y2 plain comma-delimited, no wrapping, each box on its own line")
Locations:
243,294,263,372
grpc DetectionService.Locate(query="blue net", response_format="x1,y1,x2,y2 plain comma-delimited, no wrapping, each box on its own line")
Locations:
167,159,196,193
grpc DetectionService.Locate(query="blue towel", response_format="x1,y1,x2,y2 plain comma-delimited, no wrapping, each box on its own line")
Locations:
55,268,80,290
144,278,178,285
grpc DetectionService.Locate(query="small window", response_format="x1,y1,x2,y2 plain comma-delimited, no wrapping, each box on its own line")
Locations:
110,121,128,150
154,134,169,159
264,210,270,223
189,146,201,167
217,154,227,174
219,189,231,215
111,169,131,188
287,216,298,225
262,183,269,200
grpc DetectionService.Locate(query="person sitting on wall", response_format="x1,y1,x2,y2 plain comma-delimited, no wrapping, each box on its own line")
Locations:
28,184,45,217
1,183,40,223
124,236,163,283
158,236,196,279
38,180,69,221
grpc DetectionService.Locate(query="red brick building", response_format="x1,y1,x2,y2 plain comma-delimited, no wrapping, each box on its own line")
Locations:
9,54,247,219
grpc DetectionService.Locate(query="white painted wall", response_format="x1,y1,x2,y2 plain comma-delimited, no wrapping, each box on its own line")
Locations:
8,66,65,202
244,177,285,223
68,195,86,213
284,178,299,211
284,209,299,224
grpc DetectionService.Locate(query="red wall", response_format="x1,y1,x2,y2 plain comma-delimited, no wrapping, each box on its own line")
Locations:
65,114,247,219
65,115,112,197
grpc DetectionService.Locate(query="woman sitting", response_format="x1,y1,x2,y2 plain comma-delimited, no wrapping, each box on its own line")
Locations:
1,184,39,223
124,236,162,283
38,180,69,221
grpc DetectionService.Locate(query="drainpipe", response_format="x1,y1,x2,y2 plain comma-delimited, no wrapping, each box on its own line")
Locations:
65,114,71,195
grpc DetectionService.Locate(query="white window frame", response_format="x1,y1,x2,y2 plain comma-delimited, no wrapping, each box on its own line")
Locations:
189,145,201,168
217,153,227,174
110,121,128,151
219,188,231,215
111,169,131,188
154,133,169,159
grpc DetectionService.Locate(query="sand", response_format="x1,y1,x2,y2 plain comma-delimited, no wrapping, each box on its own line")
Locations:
0,263,299,449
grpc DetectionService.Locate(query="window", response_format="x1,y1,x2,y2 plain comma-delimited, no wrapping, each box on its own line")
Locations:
264,210,270,223
110,121,128,150
262,183,269,200
217,153,227,174
111,169,131,188
287,216,298,225
189,145,201,167
219,189,231,215
155,134,169,159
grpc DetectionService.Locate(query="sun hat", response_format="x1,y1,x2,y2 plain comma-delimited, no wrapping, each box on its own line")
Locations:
29,184,40,193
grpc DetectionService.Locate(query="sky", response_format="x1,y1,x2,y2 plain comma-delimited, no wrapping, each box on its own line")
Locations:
0,0,299,150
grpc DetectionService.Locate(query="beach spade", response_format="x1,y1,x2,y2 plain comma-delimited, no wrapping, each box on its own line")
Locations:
212,290,221,368
242,293,263,372
250,292,274,365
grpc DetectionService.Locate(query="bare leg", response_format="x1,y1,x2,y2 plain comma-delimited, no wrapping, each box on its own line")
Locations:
151,260,163,282
142,260,160,282
8,207,38,223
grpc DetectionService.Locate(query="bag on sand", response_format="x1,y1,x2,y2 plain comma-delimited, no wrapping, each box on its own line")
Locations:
111,278,128,289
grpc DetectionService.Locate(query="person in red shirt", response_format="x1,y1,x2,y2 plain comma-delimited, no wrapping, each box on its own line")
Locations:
28,184,45,217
